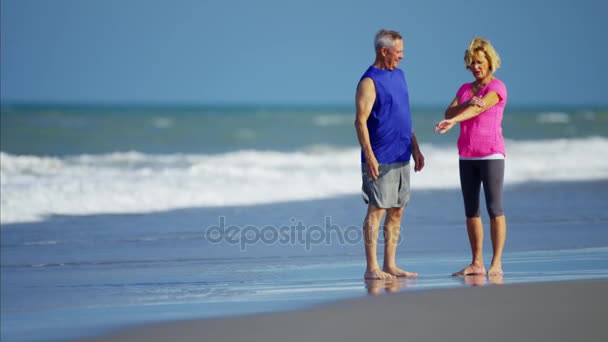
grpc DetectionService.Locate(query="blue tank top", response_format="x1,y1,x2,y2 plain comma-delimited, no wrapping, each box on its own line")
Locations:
359,66,412,164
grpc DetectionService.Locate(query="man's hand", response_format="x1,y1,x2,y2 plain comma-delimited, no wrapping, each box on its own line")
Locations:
411,133,424,172
412,149,425,172
366,156,380,180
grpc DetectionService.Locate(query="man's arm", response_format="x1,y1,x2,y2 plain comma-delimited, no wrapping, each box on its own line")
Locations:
354,77,379,180
411,132,425,172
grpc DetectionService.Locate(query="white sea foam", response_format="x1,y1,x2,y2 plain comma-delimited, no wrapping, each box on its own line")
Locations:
536,112,571,124
151,117,174,128
1,137,607,224
312,114,353,127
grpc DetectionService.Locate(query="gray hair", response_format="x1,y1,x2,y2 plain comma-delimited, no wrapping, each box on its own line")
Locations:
374,29,402,52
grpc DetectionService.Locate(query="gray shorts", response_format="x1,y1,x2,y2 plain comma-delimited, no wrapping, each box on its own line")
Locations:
361,162,410,208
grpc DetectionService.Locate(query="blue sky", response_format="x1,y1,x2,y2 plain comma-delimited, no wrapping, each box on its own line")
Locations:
1,0,606,106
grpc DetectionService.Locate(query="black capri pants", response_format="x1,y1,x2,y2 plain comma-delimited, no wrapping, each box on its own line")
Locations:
459,159,505,218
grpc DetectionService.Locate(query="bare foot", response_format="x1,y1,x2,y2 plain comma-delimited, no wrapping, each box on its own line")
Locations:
463,274,487,286
488,275,504,285
452,264,486,276
364,269,395,280
364,279,385,295
383,266,418,278
488,264,504,277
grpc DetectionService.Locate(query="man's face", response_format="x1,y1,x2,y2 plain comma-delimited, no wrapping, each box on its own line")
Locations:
384,39,404,70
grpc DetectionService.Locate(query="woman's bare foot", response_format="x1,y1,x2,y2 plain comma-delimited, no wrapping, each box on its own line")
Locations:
383,266,418,278
488,264,504,277
463,274,487,286
452,264,486,276
364,268,395,280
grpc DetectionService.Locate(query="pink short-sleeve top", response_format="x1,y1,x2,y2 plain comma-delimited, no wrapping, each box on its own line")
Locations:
455,78,508,158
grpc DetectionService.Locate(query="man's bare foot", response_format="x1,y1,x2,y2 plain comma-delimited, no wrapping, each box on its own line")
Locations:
383,266,418,278
488,275,504,285
452,264,486,276
488,264,503,277
364,269,395,280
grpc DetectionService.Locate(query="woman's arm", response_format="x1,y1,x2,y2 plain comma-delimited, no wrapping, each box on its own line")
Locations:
444,96,466,119
435,91,501,134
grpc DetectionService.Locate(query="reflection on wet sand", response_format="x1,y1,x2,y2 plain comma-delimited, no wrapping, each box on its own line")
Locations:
461,274,504,286
365,278,417,296
365,274,504,295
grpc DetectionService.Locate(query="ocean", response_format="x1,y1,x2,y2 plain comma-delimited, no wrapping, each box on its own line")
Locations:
1,104,608,341
2,104,607,223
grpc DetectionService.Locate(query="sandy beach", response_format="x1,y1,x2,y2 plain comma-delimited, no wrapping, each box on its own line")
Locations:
2,180,607,341
73,280,607,342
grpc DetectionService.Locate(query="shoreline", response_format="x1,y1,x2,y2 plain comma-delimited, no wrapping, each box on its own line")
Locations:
72,279,608,342
2,180,606,342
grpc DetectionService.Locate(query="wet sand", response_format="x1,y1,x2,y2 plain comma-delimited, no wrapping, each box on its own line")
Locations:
73,280,608,342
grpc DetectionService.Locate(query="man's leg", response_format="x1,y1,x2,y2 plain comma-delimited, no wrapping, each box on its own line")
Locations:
382,207,418,277
363,204,393,279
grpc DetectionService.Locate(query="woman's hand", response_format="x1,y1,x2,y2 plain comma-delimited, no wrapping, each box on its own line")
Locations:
434,119,457,134
468,96,485,107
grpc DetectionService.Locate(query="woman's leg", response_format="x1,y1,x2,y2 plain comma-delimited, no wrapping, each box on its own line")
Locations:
453,160,486,276
482,159,506,276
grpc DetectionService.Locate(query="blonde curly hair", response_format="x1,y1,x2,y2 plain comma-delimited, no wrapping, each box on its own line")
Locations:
464,37,501,72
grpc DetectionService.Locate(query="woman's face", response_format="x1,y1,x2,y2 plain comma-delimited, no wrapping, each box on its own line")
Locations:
469,51,491,80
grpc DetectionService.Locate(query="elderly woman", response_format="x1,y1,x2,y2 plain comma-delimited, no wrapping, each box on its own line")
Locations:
435,37,508,277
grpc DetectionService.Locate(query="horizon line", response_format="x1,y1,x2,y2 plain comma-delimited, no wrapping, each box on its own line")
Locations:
2,100,608,109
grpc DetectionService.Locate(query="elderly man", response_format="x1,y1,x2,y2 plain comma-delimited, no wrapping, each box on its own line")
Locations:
355,29,425,280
